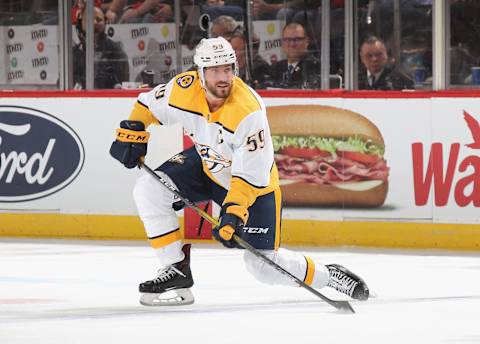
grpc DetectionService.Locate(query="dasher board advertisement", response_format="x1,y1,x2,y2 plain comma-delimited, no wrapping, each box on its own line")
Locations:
0,93,479,227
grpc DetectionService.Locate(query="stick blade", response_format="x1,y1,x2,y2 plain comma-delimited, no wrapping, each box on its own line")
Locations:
335,300,356,314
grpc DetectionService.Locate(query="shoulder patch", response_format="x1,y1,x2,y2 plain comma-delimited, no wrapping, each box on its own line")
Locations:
176,74,195,88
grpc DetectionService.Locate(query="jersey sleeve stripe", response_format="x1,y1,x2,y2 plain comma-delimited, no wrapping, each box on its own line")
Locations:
137,99,149,109
213,121,234,134
129,101,161,127
169,103,204,118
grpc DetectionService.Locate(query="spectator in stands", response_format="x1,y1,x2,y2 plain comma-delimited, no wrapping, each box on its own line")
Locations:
105,0,126,23
205,0,224,5
229,32,270,88
358,36,414,90
200,0,243,21
268,22,320,89
105,0,155,23
73,6,130,89
142,0,174,23
251,0,321,22
208,15,243,40
278,0,322,25
252,0,284,20
449,0,480,85
72,0,104,25
123,0,174,23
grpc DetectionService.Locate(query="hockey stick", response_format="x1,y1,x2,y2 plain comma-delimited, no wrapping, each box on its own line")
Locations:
196,202,210,237
141,163,355,314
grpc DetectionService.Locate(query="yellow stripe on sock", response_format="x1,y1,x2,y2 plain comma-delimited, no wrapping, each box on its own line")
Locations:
274,187,282,250
303,256,316,286
149,228,182,249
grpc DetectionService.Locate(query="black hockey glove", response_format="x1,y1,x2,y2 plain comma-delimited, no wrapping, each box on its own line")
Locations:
212,203,248,249
109,120,149,169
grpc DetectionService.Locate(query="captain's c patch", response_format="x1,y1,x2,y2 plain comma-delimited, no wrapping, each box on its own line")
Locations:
176,75,194,88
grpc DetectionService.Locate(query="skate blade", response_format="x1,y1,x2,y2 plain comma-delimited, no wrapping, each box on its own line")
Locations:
139,288,195,306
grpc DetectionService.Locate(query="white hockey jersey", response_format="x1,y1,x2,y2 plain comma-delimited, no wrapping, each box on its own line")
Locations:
128,71,280,209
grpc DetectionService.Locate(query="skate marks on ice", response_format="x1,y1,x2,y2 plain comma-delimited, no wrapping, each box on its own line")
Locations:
0,298,342,323
2,293,480,324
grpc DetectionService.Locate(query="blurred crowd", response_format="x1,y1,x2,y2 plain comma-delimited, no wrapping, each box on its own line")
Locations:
1,0,479,89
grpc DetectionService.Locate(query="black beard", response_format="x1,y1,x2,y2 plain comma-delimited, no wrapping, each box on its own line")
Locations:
206,82,231,99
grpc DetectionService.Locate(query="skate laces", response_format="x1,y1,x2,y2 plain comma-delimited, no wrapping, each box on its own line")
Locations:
153,266,186,284
328,268,358,296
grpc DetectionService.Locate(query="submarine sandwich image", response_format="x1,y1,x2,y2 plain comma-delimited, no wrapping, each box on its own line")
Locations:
267,105,389,207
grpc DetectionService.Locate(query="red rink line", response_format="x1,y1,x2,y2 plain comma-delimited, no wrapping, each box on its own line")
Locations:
1,89,480,98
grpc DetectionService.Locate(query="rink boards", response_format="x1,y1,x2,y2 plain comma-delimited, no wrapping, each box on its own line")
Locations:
1,89,480,250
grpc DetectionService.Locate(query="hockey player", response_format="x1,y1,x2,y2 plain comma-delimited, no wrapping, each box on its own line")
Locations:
110,37,369,306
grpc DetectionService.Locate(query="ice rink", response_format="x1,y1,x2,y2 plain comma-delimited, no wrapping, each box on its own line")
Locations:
1,238,479,344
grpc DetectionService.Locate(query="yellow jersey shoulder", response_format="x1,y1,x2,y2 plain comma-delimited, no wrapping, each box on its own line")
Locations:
219,77,263,132
168,71,205,111
168,72,263,132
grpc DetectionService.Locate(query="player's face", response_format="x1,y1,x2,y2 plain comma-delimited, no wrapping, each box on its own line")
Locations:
204,64,235,99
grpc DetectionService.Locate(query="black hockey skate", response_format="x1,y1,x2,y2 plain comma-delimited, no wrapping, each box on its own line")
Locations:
139,244,194,306
326,264,369,301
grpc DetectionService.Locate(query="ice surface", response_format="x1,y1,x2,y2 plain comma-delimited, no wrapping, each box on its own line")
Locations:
1,239,479,344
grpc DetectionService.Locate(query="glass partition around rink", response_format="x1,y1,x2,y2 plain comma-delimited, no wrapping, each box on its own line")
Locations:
250,1,322,90
2,1,479,91
73,0,127,89
355,0,432,90
449,0,480,87
0,0,60,89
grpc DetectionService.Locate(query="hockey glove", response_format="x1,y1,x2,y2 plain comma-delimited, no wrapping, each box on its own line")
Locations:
109,120,149,169
212,203,248,249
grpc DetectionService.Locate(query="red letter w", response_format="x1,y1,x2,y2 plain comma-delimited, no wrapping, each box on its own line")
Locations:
411,143,460,206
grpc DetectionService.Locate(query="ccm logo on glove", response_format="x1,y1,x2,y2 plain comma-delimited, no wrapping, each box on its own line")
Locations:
116,128,149,143
110,120,149,169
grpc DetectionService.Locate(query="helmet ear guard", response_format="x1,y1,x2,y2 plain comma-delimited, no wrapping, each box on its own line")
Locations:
194,37,238,87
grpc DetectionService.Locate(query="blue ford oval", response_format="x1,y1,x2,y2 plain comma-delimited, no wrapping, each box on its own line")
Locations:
0,106,85,202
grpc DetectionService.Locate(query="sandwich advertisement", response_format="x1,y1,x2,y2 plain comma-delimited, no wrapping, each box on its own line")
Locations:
268,105,388,208
265,97,480,225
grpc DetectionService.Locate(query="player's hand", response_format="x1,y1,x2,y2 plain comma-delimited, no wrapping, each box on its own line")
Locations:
212,203,248,248
109,120,149,169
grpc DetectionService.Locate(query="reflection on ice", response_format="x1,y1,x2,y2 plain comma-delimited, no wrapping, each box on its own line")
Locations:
0,239,479,344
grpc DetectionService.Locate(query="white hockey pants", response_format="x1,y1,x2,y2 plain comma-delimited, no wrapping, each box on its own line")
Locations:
133,171,330,288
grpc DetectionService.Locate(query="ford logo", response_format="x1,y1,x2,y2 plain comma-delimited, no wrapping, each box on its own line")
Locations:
0,106,85,202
